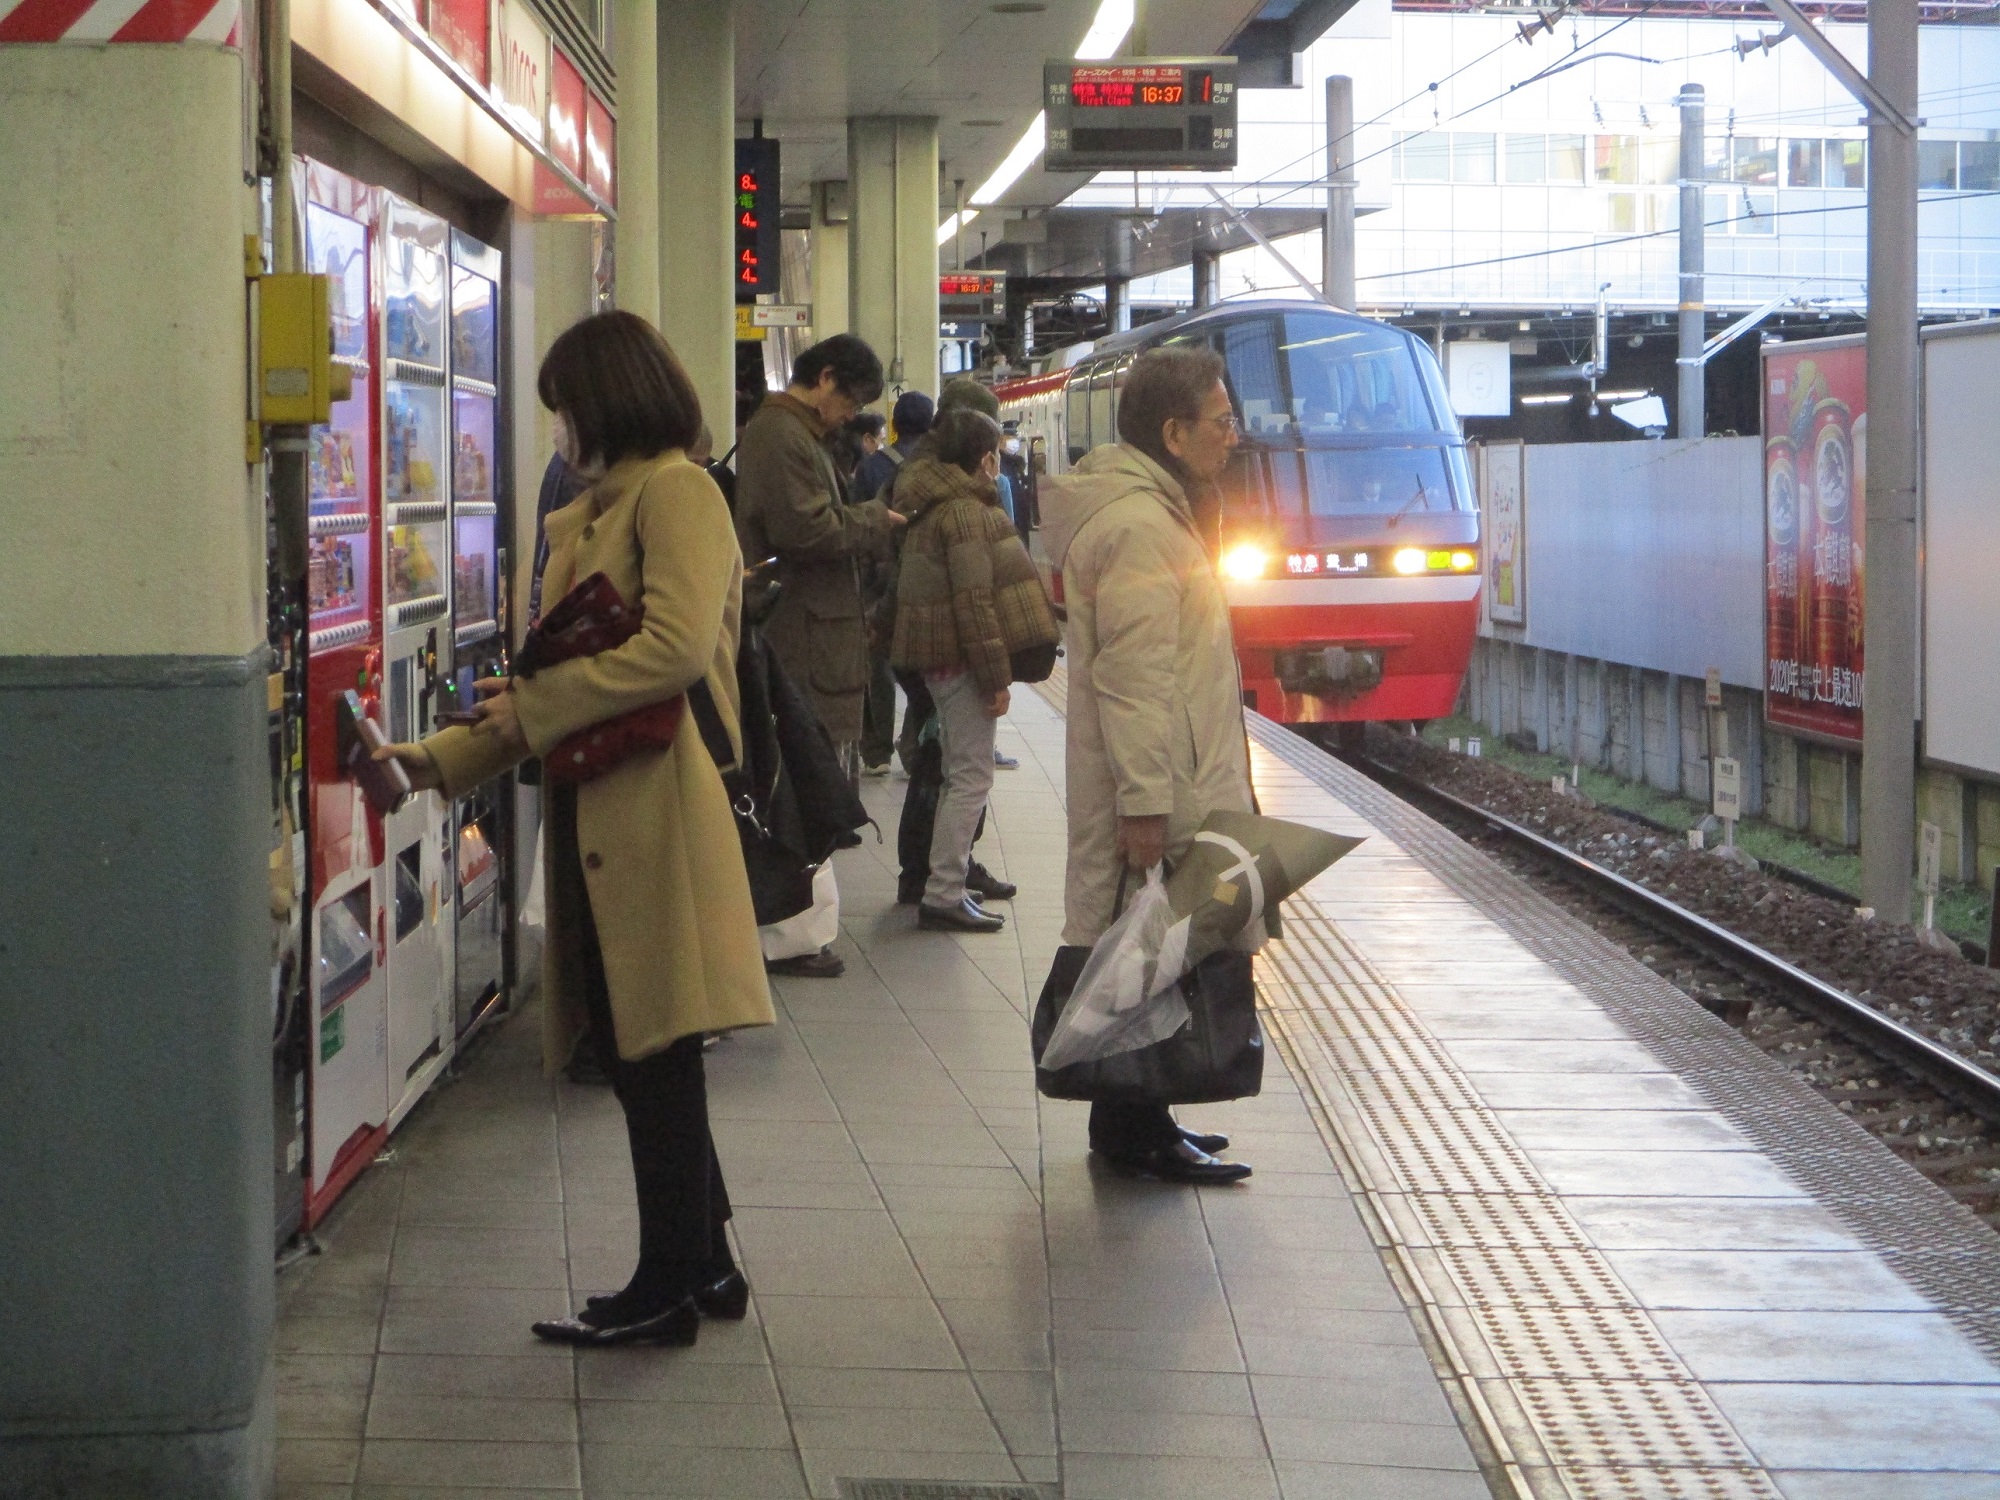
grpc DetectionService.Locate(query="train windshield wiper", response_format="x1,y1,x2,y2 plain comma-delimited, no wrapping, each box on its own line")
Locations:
1385,475,1432,526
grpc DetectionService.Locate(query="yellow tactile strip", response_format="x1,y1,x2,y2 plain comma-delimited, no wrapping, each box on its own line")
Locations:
1262,910,1782,1500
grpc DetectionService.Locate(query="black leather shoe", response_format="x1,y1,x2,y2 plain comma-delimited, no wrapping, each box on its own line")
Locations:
1181,1126,1230,1154
919,898,1005,933
766,946,845,978
966,862,1017,902
694,1268,750,1320
590,1269,749,1320
532,1296,699,1347
1104,1138,1252,1185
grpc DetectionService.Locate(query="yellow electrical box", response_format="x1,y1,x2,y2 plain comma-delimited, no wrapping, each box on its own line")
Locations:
258,273,350,425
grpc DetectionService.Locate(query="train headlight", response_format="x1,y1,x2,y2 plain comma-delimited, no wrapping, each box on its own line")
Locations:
1449,550,1476,572
1221,544,1271,581
1391,547,1427,575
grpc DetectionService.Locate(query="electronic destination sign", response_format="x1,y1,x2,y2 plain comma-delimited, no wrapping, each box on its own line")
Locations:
1044,58,1237,173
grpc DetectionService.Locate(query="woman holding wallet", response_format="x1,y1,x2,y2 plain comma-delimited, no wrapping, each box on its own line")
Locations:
376,311,774,1347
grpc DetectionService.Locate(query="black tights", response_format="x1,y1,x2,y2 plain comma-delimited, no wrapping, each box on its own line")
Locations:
567,829,734,1310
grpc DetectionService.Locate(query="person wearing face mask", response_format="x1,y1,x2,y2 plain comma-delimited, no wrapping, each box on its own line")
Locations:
1035,345,1256,1185
889,408,1059,932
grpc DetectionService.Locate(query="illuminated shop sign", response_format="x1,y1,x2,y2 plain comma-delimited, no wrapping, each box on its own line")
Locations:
497,0,549,145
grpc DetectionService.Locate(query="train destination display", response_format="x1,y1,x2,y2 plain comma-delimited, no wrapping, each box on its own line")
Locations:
1044,58,1237,172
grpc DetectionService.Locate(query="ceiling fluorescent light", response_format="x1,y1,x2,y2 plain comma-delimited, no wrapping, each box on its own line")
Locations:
970,114,1046,205
1075,0,1133,60
937,210,980,246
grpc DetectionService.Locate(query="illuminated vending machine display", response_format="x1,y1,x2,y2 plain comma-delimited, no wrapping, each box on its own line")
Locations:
447,229,508,1039
301,163,391,1222
379,195,456,1123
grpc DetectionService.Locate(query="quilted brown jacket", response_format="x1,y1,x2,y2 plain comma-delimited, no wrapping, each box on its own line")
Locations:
889,458,1059,696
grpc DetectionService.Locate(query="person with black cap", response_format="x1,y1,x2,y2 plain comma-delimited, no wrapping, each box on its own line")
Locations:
853,389,934,505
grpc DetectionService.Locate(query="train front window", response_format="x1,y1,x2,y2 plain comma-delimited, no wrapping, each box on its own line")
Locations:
1295,446,1455,519
1280,315,1434,434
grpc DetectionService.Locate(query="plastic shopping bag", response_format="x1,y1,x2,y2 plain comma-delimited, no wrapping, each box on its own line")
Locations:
758,861,841,962
1037,866,1192,1071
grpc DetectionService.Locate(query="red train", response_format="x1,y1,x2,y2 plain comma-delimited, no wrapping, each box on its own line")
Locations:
997,300,1480,744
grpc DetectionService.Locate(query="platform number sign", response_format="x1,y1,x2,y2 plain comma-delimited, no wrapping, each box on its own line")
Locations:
733,139,780,302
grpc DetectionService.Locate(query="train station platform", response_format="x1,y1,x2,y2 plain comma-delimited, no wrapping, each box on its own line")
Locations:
274,682,2000,1500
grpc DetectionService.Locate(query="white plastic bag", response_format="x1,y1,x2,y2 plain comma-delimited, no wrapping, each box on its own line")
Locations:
1038,866,1193,1071
520,823,547,929
758,861,841,962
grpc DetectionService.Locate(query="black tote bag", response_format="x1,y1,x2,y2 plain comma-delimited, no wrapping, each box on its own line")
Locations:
1030,940,1264,1106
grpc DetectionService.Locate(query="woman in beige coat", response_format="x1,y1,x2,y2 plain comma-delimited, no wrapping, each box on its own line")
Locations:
378,312,773,1346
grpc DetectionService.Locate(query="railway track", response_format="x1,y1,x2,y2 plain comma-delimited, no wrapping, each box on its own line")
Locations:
1345,750,2000,1227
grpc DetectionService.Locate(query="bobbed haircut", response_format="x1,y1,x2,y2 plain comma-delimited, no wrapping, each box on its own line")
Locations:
1116,344,1228,478
929,408,1003,477
537,311,702,465
790,333,885,406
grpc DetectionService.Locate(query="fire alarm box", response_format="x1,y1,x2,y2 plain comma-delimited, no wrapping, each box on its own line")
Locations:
260,273,351,425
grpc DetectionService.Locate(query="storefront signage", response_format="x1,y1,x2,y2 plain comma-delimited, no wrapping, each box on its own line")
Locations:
733,138,780,300
548,48,584,180
584,91,615,205
496,0,548,144
424,0,489,82
1762,340,1865,744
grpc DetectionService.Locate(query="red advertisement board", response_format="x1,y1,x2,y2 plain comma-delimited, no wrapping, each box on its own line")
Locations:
427,0,488,84
548,48,585,181
1763,340,1866,743
584,91,615,206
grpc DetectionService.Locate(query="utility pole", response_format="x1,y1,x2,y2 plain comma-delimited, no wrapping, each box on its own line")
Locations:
1676,83,1705,440
1860,0,1921,922
1324,75,1357,310
1760,0,1921,920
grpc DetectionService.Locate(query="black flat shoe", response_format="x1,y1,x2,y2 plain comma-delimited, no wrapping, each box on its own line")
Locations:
694,1268,750,1320
966,861,1017,902
1103,1138,1252,1185
532,1296,699,1347
1181,1126,1229,1153
919,898,1005,933
589,1269,750,1320
766,946,845,978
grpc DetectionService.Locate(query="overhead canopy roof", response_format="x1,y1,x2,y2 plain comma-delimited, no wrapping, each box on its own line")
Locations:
962,203,1329,286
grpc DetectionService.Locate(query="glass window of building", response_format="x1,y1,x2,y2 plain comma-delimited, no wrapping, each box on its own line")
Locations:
1505,135,1545,183
1594,135,1639,184
1639,137,1678,186
1397,132,1450,181
1704,136,1731,180
1919,139,1960,190
1735,188,1777,234
1549,134,1587,183
1733,138,1779,185
1453,133,1497,182
1828,139,1867,189
1961,141,2000,192
1785,139,1823,188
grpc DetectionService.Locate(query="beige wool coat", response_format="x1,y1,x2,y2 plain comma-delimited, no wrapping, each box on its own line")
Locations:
424,451,774,1072
1039,443,1257,947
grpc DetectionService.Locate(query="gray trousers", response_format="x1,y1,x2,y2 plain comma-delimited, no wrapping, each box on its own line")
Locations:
924,671,998,906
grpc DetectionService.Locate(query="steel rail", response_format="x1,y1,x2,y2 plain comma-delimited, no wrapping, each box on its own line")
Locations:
1351,753,2000,1129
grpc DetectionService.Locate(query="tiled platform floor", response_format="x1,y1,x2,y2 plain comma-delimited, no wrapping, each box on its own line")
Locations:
275,687,2000,1499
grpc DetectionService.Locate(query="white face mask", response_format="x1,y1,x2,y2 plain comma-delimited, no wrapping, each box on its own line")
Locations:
1002,437,1021,455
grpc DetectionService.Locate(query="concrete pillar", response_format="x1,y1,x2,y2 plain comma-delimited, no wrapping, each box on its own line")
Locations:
1323,74,1357,311
658,0,737,446
811,181,850,340
1627,667,1645,782
1191,248,1220,309
0,44,274,1497
1532,647,1549,752
848,116,941,400
1663,672,1683,796
1106,219,1134,334
613,0,659,326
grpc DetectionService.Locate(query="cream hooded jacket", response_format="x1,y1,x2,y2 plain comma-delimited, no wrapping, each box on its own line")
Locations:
1040,443,1255,946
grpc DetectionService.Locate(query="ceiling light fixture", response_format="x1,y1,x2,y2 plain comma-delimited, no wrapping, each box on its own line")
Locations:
937,210,979,246
1520,392,1572,405
970,0,1131,206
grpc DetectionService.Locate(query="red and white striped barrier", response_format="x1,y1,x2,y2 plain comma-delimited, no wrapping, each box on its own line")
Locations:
0,0,240,44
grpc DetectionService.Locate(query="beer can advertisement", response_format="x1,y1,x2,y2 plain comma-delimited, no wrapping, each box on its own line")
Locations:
1762,340,1865,744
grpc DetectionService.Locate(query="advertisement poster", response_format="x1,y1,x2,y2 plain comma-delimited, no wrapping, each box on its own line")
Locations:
1483,440,1525,626
1762,340,1866,743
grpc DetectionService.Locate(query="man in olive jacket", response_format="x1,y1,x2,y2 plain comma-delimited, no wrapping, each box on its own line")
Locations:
734,335,903,750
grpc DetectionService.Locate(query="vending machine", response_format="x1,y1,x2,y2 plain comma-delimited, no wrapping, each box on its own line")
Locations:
301,164,392,1221
447,229,510,1040
379,195,457,1127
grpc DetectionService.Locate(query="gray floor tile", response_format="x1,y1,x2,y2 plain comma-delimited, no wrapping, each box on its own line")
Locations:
758,1295,963,1370
350,1489,580,1499
1492,1108,1748,1150
1710,1382,2000,1470
1525,1148,1807,1199
1062,1452,1281,1500
1562,1196,1862,1252
364,1392,578,1444
580,1443,810,1496
1651,1309,2000,1384
579,1400,793,1448
355,1438,580,1489
1260,1416,1477,1469
1273,1461,1494,1499
278,1387,369,1440
369,1354,576,1399
797,1448,1025,1500
1060,1408,1270,1458
1250,1373,1457,1427
580,1357,782,1405
776,1367,983,1409
936,1298,1054,1371
1603,1249,1932,1312
1056,1366,1258,1417
787,1405,1008,1454
1771,1475,2000,1499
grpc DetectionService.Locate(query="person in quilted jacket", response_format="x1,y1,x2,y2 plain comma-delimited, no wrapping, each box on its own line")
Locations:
890,408,1059,932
